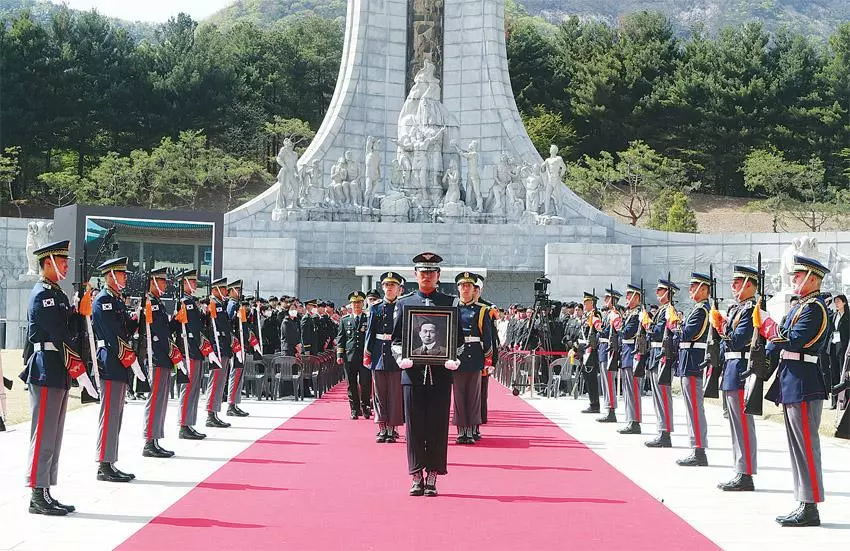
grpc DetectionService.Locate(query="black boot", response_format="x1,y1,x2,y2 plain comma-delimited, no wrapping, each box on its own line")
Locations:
234,405,250,417
362,406,372,418
617,421,641,434
153,440,175,457
424,471,438,497
97,462,132,483
409,471,424,496
472,426,481,441
596,409,617,423
206,412,230,428
45,489,76,513
29,488,68,516
581,404,600,414
645,431,672,448
676,447,708,466
226,405,247,417
188,426,207,439
113,465,136,480
0,417,6,432
386,427,398,443
143,440,171,458
179,426,204,440
717,473,754,492
376,427,388,443
775,503,804,523
777,502,820,527
350,410,360,420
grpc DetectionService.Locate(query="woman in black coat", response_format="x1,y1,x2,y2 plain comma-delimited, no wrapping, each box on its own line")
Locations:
829,294,849,409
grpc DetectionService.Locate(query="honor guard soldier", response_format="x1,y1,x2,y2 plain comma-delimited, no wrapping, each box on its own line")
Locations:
392,252,462,497
205,277,234,429
473,275,498,440
578,291,601,414
595,287,622,423
140,267,185,458
173,269,221,439
366,289,383,309
453,272,493,444
321,302,338,352
712,265,759,491
673,272,712,466
226,280,253,417
760,255,831,526
617,284,644,435
365,272,406,443
301,299,320,396
1,346,9,432
337,291,372,419
22,240,95,515
92,257,146,482
645,278,678,448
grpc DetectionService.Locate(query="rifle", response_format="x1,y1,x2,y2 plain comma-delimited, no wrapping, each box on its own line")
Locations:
607,282,621,372
77,245,101,403
659,271,677,386
143,267,154,381
581,287,600,373
175,272,192,383
633,278,648,378
255,282,264,356
702,264,722,398
744,253,775,415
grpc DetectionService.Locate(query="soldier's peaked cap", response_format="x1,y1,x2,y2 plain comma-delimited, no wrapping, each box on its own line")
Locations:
150,267,169,278
455,271,477,285
413,252,443,271
582,291,598,301
97,257,128,274
732,265,759,281
792,255,829,278
348,291,366,302
34,240,71,260
690,272,712,286
227,279,243,290
179,268,198,280
657,278,679,291
211,277,228,288
366,289,382,298
625,284,642,294
380,271,404,285
604,287,622,299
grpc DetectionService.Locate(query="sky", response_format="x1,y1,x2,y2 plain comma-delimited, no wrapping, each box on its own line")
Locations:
53,0,234,22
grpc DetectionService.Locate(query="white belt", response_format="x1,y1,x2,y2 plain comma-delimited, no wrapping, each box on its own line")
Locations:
680,342,708,350
780,350,819,363
724,351,750,360
599,338,609,343
376,334,392,341
96,340,106,348
34,342,58,352
578,339,588,345
622,339,635,345
464,337,481,343
650,342,663,348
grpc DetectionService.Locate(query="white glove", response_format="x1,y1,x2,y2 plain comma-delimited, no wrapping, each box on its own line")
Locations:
176,360,187,375
208,351,222,369
487,366,495,375
77,373,99,400
444,359,460,371
253,344,262,354
400,358,414,369
239,350,246,364
130,359,146,382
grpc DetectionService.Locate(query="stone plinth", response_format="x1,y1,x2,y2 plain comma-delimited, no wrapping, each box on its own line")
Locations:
222,237,298,298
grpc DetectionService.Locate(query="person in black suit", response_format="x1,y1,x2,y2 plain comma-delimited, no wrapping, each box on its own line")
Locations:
829,294,849,409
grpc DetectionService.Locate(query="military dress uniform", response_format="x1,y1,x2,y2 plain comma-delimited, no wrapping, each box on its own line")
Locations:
92,257,142,482
596,289,622,423
645,279,678,448
577,293,601,413
452,272,493,444
20,241,91,515
365,273,405,442
617,285,644,434
476,290,499,439
300,299,321,397
337,291,372,419
763,255,831,526
226,280,254,416
205,278,235,427
675,272,711,466
140,268,184,458
716,266,759,491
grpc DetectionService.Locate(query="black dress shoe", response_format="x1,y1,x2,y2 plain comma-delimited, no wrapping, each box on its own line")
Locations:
153,440,175,457
386,429,399,443
114,465,135,480
597,410,617,423
645,431,672,448
391,429,400,440
376,430,388,443
362,408,372,418
777,503,820,527
472,428,482,441
409,473,425,496
143,441,172,458
234,406,250,417
776,503,804,523
97,462,132,483
206,413,230,428
676,448,708,466
424,472,438,497
0,417,6,432
350,411,360,420
581,405,601,414
29,488,68,516
226,405,248,417
179,426,204,440
189,427,207,439
45,489,76,513
617,422,642,434
717,473,754,492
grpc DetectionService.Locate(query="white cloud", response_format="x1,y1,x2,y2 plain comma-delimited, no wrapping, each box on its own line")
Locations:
54,0,234,23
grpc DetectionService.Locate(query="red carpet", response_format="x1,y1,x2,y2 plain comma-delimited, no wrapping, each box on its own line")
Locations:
118,383,718,550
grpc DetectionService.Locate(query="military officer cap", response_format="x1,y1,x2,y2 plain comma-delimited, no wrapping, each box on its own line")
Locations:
327,301,335,308
582,291,598,302
625,284,642,296
657,278,679,292
97,257,128,274
604,287,622,300
348,291,366,302
473,273,485,289
732,265,759,282
455,271,477,285
211,277,228,288
380,271,405,285
150,267,169,279
792,255,830,278
227,279,243,290
689,272,712,286
179,268,198,280
366,289,382,299
268,295,278,302
413,251,443,272
304,298,318,307
34,240,71,261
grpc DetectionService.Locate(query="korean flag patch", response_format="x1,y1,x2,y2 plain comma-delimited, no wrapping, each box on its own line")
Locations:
102,303,113,311
42,298,55,307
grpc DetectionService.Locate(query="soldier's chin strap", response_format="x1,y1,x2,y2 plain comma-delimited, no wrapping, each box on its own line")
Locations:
110,270,125,291
153,277,164,295
793,270,813,296
49,254,66,282
690,281,705,300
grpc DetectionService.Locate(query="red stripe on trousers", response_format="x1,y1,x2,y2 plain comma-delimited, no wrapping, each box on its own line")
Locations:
207,369,219,412
661,385,671,432
632,376,641,420
800,402,821,502
99,381,112,462
738,389,753,475
181,362,192,425
146,367,160,440
689,376,702,448
29,386,49,488
229,368,242,404
607,371,615,409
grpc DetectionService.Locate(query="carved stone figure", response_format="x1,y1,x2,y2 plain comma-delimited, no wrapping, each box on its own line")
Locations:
454,140,482,212
301,160,325,207
274,139,300,211
779,237,820,291
411,127,445,206
523,162,545,214
341,150,363,207
492,153,517,216
364,136,382,208
442,159,462,205
329,156,350,207
26,221,54,276
543,144,567,216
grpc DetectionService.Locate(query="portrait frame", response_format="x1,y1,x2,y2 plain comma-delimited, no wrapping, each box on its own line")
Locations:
401,305,457,367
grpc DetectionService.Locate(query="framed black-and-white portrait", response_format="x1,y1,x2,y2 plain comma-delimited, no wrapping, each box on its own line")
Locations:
401,305,457,366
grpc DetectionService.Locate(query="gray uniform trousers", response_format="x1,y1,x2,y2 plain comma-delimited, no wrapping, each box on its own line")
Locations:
206,360,229,413
26,385,69,488
452,371,482,427
724,389,757,475
599,362,618,410
372,370,404,427
227,357,245,406
97,380,127,463
681,375,708,449
621,367,643,423
179,359,203,427
143,366,171,441
649,368,674,433
784,400,825,503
